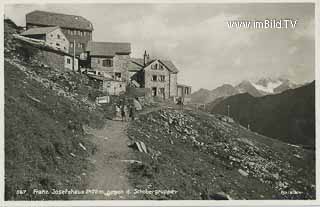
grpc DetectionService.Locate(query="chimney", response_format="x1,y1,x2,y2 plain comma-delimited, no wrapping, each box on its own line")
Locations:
143,50,147,66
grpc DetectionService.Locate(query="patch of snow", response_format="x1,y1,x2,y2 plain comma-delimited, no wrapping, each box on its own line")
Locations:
251,80,283,94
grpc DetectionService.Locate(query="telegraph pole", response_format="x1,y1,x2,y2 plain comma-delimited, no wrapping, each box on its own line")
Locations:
227,105,230,117
73,40,76,71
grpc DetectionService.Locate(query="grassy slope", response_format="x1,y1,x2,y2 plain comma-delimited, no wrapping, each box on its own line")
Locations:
5,60,105,200
128,109,315,200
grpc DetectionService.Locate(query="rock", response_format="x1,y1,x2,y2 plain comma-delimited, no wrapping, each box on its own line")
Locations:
128,141,148,153
208,192,232,200
79,143,87,151
238,169,249,177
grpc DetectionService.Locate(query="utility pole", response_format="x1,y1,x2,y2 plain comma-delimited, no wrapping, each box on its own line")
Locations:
227,105,230,117
73,40,76,71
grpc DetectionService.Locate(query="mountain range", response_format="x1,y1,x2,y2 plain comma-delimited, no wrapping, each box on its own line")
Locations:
190,78,301,104
208,81,315,147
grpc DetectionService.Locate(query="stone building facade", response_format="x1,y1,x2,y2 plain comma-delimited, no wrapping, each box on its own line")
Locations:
143,60,171,99
21,26,70,53
129,54,179,100
86,41,131,83
26,10,93,56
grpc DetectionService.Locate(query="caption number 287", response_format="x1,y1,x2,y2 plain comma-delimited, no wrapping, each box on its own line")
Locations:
16,190,27,195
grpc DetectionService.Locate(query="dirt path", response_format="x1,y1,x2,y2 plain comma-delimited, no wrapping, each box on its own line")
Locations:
83,120,135,200
82,104,170,200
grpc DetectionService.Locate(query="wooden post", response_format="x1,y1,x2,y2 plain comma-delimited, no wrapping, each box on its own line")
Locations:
73,40,76,71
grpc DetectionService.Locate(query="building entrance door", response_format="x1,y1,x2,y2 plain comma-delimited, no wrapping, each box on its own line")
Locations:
152,87,157,96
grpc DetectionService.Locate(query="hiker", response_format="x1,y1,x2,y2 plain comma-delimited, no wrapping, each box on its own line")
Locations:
124,104,129,121
129,104,135,121
115,104,121,120
121,104,126,122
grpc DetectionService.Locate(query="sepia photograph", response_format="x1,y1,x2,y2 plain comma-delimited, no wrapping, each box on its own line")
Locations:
3,1,316,203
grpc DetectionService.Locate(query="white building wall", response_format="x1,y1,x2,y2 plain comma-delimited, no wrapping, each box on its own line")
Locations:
46,28,70,53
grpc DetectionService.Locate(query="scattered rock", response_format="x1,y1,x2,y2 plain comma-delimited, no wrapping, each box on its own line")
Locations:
208,192,232,200
238,169,249,177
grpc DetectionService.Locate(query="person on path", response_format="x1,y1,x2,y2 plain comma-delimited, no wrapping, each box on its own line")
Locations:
124,104,129,121
115,104,121,120
129,105,134,121
121,104,126,122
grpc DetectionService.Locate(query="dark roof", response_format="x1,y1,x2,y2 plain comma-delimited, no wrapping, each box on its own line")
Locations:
130,58,179,73
26,10,93,31
21,26,59,36
86,41,131,56
177,83,192,88
159,59,179,73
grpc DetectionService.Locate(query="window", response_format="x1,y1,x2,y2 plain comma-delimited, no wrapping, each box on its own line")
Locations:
159,64,164,70
67,58,71,64
56,43,60,46
97,59,100,64
70,42,74,47
152,75,157,81
152,87,157,96
102,59,113,67
152,63,158,70
115,72,122,81
57,34,60,39
160,75,165,82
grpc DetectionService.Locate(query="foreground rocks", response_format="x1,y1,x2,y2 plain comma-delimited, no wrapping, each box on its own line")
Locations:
128,108,315,200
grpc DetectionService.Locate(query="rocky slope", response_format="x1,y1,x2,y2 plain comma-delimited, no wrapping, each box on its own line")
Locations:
4,19,109,200
127,108,315,200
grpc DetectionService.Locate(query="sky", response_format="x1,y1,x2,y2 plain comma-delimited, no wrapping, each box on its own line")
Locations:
4,3,315,91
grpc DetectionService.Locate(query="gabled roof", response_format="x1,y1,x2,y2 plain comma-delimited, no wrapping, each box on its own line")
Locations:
26,10,93,31
130,58,179,73
21,26,59,36
86,41,131,56
158,59,179,73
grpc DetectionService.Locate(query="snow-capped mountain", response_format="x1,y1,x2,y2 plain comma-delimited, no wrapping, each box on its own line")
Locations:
191,77,301,104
